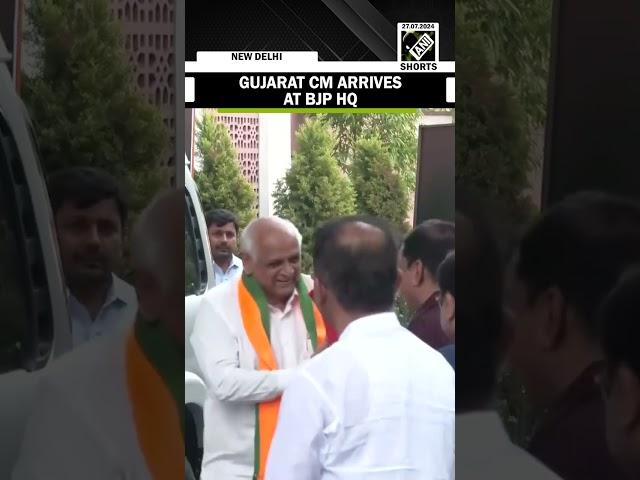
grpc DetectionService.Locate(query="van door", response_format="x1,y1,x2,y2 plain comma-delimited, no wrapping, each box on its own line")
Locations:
184,163,213,374
184,163,213,477
0,38,70,477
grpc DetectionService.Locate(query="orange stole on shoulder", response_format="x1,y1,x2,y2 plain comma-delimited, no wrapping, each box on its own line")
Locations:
238,275,326,480
125,330,183,480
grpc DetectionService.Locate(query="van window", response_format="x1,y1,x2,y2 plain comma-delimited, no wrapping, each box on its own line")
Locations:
185,209,199,295
185,188,206,296
0,114,30,373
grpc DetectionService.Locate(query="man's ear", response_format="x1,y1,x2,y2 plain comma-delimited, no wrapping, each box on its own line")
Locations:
443,292,455,322
612,365,640,432
135,270,156,319
313,275,328,304
538,286,568,350
242,253,254,275
410,259,424,287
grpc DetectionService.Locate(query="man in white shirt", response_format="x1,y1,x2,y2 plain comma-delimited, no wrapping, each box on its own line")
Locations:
191,216,326,480
206,209,243,286
48,167,137,347
265,215,455,480
67,274,137,346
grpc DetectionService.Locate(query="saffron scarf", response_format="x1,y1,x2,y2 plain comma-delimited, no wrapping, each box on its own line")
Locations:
238,273,326,480
125,317,183,480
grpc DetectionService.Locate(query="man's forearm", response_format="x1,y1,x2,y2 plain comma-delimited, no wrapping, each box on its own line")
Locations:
208,366,293,403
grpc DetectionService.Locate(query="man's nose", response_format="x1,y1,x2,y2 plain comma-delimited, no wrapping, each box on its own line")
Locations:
85,224,101,246
282,262,295,277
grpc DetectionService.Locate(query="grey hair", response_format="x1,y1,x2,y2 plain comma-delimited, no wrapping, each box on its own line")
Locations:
240,216,303,257
129,191,173,290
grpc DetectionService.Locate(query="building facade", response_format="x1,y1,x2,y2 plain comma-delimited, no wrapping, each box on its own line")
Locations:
108,0,177,185
216,113,261,199
190,110,293,218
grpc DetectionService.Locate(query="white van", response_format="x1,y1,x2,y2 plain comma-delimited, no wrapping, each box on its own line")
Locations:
0,36,71,477
1,33,209,478
184,160,214,476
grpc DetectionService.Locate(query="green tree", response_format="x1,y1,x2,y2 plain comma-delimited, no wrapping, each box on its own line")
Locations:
23,0,168,214
457,0,552,127
194,112,256,227
274,120,356,271
455,1,534,215
351,136,409,231
320,113,420,192
456,0,551,448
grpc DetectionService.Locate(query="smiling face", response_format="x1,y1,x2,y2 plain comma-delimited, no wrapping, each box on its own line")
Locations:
243,223,301,306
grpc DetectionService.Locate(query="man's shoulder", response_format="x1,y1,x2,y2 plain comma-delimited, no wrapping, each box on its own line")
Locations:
458,412,562,480
232,254,244,268
297,341,351,383
300,273,314,291
390,327,455,388
529,383,623,479
44,330,128,392
196,277,242,328
112,274,138,307
12,329,148,479
439,344,455,369
202,276,240,303
459,440,563,480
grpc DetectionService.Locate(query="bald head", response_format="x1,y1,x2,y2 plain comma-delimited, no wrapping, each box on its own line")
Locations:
333,221,388,250
313,216,398,314
131,189,182,287
241,216,303,308
130,189,184,346
240,217,302,258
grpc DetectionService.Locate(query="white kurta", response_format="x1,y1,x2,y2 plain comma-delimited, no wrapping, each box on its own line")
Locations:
191,276,314,480
12,328,152,480
265,312,456,480
457,411,562,479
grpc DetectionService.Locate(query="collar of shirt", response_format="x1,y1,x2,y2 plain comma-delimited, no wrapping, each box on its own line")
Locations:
268,289,300,316
530,361,606,448
340,311,400,341
213,254,243,274
110,274,138,307
67,273,136,310
68,274,137,347
416,290,440,315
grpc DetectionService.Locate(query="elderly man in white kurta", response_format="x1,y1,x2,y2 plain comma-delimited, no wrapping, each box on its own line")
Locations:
191,217,326,480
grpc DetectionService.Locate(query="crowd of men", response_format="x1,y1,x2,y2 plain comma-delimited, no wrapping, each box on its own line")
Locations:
195,188,640,480
192,209,456,479
7,164,640,479
457,189,640,480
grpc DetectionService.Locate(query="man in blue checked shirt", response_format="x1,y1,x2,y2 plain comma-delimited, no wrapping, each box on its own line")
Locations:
206,209,243,286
